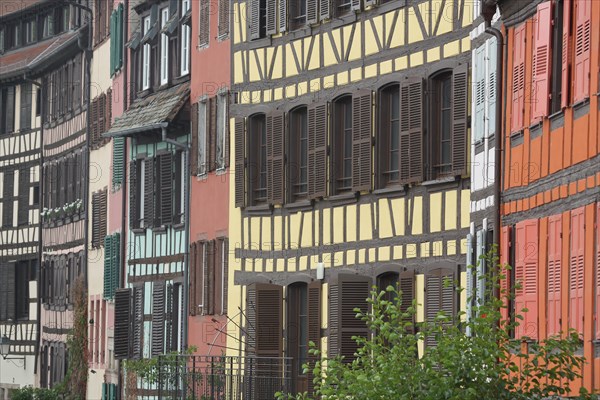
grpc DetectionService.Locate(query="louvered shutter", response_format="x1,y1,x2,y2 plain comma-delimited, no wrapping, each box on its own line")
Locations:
308,103,328,199
246,285,257,354
222,239,229,314
319,0,330,20
6,87,14,133
515,220,539,339
114,288,132,359
425,269,455,347
307,281,321,394
547,215,562,336
307,0,318,24
208,97,217,171
254,283,283,356
112,137,125,187
278,0,287,32
266,0,276,34
199,0,210,46
158,153,173,226
561,0,572,108
189,242,197,316
91,98,99,146
531,2,552,121
92,192,100,247
214,239,223,314
2,171,14,227
106,89,112,132
143,158,155,228
218,0,229,37
466,234,474,332
66,156,74,203
399,78,423,184
98,94,106,138
191,103,199,175
152,281,166,356
103,236,112,299
338,275,370,363
197,242,205,314
205,240,215,315
570,207,584,333
473,46,486,142
132,286,144,359
267,112,285,205
596,202,600,340
169,284,180,351
223,92,231,168
110,11,116,74
249,0,260,39
20,83,32,130
488,37,498,137
111,233,120,298
398,271,415,315
328,283,339,357
351,0,360,11
511,24,526,133
351,90,372,192
17,168,29,225
59,161,66,207
573,0,590,102
129,161,138,228
451,64,468,176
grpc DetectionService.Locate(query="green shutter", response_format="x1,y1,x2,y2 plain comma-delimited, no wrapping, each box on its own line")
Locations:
112,137,125,187
103,235,112,299
109,11,116,75
117,4,124,69
111,233,120,298
101,383,107,400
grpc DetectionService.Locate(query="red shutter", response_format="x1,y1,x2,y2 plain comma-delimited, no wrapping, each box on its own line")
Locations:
547,215,562,336
531,2,552,121
595,202,600,339
500,226,512,322
515,219,539,339
511,24,526,133
561,0,572,108
569,206,584,333
573,0,591,103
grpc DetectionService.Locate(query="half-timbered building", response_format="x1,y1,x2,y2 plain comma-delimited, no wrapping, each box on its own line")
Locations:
229,0,474,394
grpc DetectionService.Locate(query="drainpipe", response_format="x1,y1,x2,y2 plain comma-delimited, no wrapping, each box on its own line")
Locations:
161,127,191,350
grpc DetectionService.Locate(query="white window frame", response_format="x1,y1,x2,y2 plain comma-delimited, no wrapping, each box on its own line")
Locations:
142,16,151,90
197,98,208,176
180,24,190,75
182,0,191,13
216,91,228,171
160,8,169,85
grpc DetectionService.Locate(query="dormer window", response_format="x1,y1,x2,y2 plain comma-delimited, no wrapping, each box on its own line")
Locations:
180,0,191,75
142,16,151,90
42,13,54,38
25,19,37,44
160,7,169,85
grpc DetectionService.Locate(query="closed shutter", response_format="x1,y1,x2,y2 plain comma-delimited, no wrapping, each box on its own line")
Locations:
308,103,328,199
398,271,415,316
168,283,180,351
254,283,283,356
511,24,526,133
129,161,138,228
328,283,339,358
58,161,65,207
266,0,276,34
17,168,29,225
91,98,99,146
98,93,106,139
595,202,600,340
561,0,572,108
307,281,321,394
191,102,199,175
111,233,120,298
267,112,285,205
473,46,486,142
2,171,14,227
106,89,112,132
573,0,590,102
112,137,125,187
199,0,210,46
143,158,155,228
114,288,132,359
451,64,468,176
234,118,246,207
189,242,197,316
214,239,224,314
0,263,15,320
66,155,74,203
218,0,229,37
531,2,552,121
249,0,260,40
569,207,584,333
132,286,144,359
158,153,173,226
6,87,15,133
307,0,318,24
190,241,205,316
351,90,372,192
515,219,539,339
151,281,166,356
319,0,330,20
246,285,257,354
20,83,32,130
222,238,229,314
399,78,423,184
208,97,217,171
425,268,455,347
547,215,562,336
278,0,287,32
103,236,112,299
339,275,370,362
92,192,100,247
205,240,215,315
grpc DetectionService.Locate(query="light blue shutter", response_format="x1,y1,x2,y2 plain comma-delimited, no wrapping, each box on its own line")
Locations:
473,45,486,142
487,37,497,138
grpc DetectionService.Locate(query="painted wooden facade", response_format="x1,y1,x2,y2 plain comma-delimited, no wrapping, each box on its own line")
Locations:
228,0,473,393
498,0,600,393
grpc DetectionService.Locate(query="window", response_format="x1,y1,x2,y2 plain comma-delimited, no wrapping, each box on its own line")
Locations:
290,0,307,27
550,0,564,114
142,16,151,90
20,83,32,131
289,106,308,201
13,23,21,47
42,13,54,38
336,0,352,16
218,0,230,38
332,96,352,194
249,0,267,39
91,188,108,248
25,19,37,44
90,90,112,149
180,22,190,75
89,298,107,365
189,238,229,316
198,0,210,47
216,92,228,170
1,86,15,135
197,99,208,175
249,114,267,204
113,287,145,359
378,84,400,187
40,252,82,307
288,283,308,392
160,8,169,85
43,55,83,123
377,271,415,333
430,72,452,178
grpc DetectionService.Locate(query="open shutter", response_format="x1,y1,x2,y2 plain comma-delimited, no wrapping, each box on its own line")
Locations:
308,103,328,199
547,215,562,336
2,171,14,227
208,97,217,171
399,271,415,333
561,0,572,108
515,219,539,339
278,0,287,33
223,92,231,168
488,37,498,137
218,0,230,37
307,281,321,394
110,11,116,74
112,138,125,187
570,207,584,333
511,23,526,133
351,0,360,11
246,285,257,355
254,283,283,357
249,0,260,39
158,153,173,226
191,102,199,175
573,0,590,102
143,158,155,228
129,161,138,228
473,46,486,141
596,202,600,339
425,269,455,347
111,233,120,298
103,236,112,299
132,286,144,359
452,64,468,176
114,288,132,359
6,87,14,133
267,112,285,205
339,275,370,363
531,2,552,121
351,90,372,192
399,78,423,184
199,0,210,46
151,281,166,356
189,243,197,316
205,240,215,315
17,168,29,225
117,4,124,69
266,0,277,35
328,283,339,358
319,0,330,20
307,0,318,24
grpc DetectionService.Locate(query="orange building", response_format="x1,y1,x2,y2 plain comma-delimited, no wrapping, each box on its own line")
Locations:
498,0,600,393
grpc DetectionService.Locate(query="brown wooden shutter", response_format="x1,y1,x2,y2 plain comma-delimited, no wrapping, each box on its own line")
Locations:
17,168,29,226
398,271,415,332
266,0,277,35
129,161,138,228
91,192,99,247
307,0,318,24
218,0,229,37
143,158,155,228
98,94,106,140
267,111,285,205
5,87,14,133
114,288,132,359
151,281,166,356
234,118,246,207
339,275,370,363
191,102,199,175
425,268,456,347
205,240,215,315
351,90,372,192
199,0,210,46
158,153,173,226
399,78,424,184
66,156,73,204
2,171,14,227
106,88,112,132
189,242,197,316
223,92,231,168
99,189,107,240
308,103,328,199
214,239,223,314
59,160,66,206
307,281,321,394
254,283,283,356
328,282,339,358
132,286,144,359
208,96,217,171
451,64,468,176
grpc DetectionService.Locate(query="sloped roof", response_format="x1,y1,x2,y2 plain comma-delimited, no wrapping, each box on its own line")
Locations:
0,0,45,18
106,82,190,136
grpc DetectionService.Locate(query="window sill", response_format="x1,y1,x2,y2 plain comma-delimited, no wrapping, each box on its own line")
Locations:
131,227,146,235
328,192,358,206
573,98,590,120
284,199,312,213
172,222,185,231
245,203,272,216
373,185,405,198
422,176,456,186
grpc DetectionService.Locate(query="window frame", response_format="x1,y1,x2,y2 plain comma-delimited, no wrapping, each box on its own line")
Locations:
197,98,208,175
142,16,151,90
160,7,170,86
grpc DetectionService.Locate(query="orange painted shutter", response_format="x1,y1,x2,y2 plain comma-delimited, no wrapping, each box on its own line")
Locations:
596,202,600,339
569,206,585,333
531,2,552,121
573,0,591,103
515,219,539,339
547,215,562,337
561,0,572,108
500,225,511,322
511,24,526,133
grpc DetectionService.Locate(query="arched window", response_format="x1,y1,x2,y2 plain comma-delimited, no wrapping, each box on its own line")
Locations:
289,106,308,201
248,113,267,205
377,84,400,188
332,95,353,194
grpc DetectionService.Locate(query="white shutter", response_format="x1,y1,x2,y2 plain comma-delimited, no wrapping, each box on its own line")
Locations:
487,37,498,138
473,45,486,142
466,233,474,336
476,230,486,308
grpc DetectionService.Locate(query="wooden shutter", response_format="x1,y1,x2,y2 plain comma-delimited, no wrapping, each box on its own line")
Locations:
106,89,112,132
110,11,116,73
249,0,260,40
114,288,132,359
199,0,210,46
351,90,372,192
117,5,124,69
246,285,257,354
151,281,166,356
218,0,229,37
208,97,217,171
267,112,285,205
399,78,423,184
0,264,15,320
2,171,14,227
473,46,486,141
511,24,526,133
222,239,229,314
112,137,125,187
214,239,224,314
398,271,415,315
190,241,205,315
351,0,360,11
515,219,539,339
205,240,215,315
308,103,328,199
6,87,14,133
339,275,370,362
425,268,455,347
191,102,199,175
531,2,552,121
143,158,155,228
451,64,468,176
561,0,572,108
278,0,287,33
111,233,120,297
573,0,590,102
319,0,330,20
328,282,339,358
252,283,283,357
189,242,197,316
20,83,32,130
169,283,180,351
132,286,143,359
547,215,562,336
570,207,584,333
307,281,321,394
103,236,112,299
129,161,138,228
266,0,277,35
158,153,173,226
17,168,29,225
66,155,74,203
595,202,600,340
307,0,318,24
